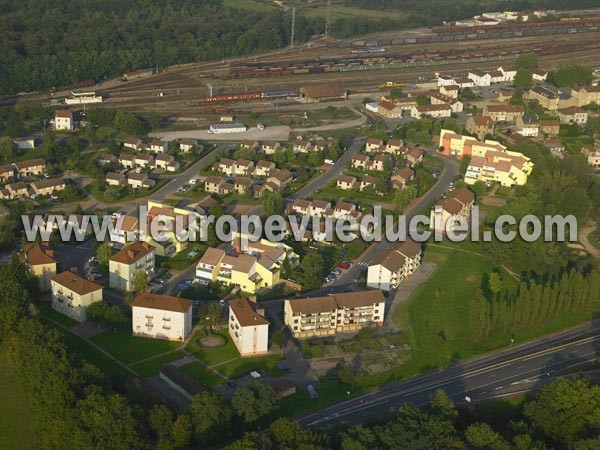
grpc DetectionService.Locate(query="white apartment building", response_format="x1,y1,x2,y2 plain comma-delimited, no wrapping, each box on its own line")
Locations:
132,293,193,341
50,271,103,322
284,291,385,338
367,240,422,291
228,298,270,356
54,110,73,130
430,188,476,233
109,242,155,291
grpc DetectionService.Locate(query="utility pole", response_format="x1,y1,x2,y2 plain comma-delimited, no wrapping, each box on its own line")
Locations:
325,0,331,37
291,7,296,48
207,83,213,97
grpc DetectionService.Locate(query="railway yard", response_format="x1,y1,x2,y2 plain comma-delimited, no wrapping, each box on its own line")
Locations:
41,13,600,119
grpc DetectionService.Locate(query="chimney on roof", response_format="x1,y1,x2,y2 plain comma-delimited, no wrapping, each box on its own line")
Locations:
248,295,257,304
127,250,135,259
70,267,77,273
46,249,54,257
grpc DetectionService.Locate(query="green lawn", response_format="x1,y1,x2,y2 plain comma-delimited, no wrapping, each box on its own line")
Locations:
91,327,182,365
223,0,274,12
155,244,208,270
37,302,80,327
213,354,284,379
40,318,132,379
0,354,35,450
87,178,168,204
130,351,186,377
272,379,351,420
185,331,240,366
181,362,224,388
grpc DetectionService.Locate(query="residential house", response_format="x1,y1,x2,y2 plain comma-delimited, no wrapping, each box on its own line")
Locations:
557,106,588,125
405,148,424,168
391,168,415,189
261,141,281,154
149,139,168,153
14,158,45,178
179,138,198,153
384,139,404,155
0,164,14,183
437,75,457,87
365,138,384,153
228,298,270,356
109,214,140,245
351,154,369,170
1,182,29,199
109,242,155,291
410,104,452,119
377,100,403,118
571,85,600,107
466,115,495,140
30,178,66,197
359,174,378,192
239,140,259,150
525,86,558,110
119,153,135,169
154,154,176,170
234,177,252,195
292,140,313,154
51,271,103,322
254,160,275,177
539,119,560,137
54,110,73,130
127,172,155,189
516,114,540,137
284,291,386,338
337,175,357,190
430,93,463,113
439,130,533,186
266,169,292,191
22,242,57,291
124,137,142,151
134,153,154,168
367,240,422,291
106,172,126,186
205,176,225,195
468,69,491,86
440,85,459,98
588,149,600,169
430,188,475,233
532,69,548,81
195,247,281,293
235,159,255,176
483,104,524,122
497,89,515,102
97,154,117,165
132,293,193,341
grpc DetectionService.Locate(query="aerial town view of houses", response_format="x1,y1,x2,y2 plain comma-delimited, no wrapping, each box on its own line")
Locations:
1,1,600,449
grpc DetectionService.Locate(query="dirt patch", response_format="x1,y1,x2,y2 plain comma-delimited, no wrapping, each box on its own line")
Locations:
199,334,226,347
480,196,506,207
466,274,477,282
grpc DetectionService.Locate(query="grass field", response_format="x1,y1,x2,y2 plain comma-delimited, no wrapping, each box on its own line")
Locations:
91,328,182,365
181,362,223,388
185,330,284,379
0,354,35,450
223,0,275,12
130,351,186,377
297,3,405,21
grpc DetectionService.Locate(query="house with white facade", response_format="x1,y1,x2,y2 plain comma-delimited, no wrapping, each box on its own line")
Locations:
228,298,270,356
367,240,422,291
109,242,155,291
132,293,193,341
54,110,73,130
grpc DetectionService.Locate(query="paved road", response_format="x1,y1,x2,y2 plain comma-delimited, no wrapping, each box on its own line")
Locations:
292,137,367,199
298,319,600,428
326,153,459,291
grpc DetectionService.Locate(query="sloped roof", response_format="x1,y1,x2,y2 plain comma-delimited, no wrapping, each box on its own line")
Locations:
52,271,102,295
133,293,192,313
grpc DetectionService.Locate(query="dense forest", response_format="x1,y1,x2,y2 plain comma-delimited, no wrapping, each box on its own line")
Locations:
1,0,600,96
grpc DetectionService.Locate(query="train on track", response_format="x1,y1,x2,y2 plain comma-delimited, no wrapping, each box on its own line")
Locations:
201,90,298,103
